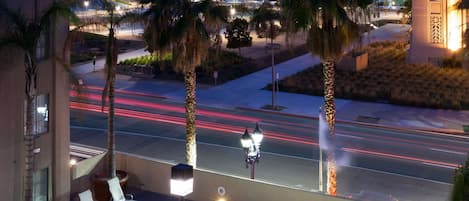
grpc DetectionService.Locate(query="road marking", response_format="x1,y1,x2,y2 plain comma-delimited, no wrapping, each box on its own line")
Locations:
71,125,452,185
429,148,466,156
337,133,363,140
422,162,456,169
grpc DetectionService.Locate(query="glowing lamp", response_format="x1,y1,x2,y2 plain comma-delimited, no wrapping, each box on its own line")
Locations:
170,164,193,197
240,129,253,149
230,7,236,16
37,106,47,114
83,0,89,7
70,159,77,166
251,123,263,146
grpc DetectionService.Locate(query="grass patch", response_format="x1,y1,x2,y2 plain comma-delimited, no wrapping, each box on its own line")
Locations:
71,31,144,64
275,41,469,110
119,54,172,66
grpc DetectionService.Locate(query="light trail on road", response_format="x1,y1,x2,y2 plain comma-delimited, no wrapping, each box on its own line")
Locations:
70,102,316,145
71,101,461,170
342,147,459,168
71,90,469,155
71,91,262,123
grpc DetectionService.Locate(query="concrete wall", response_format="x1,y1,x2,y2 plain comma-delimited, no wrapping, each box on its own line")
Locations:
408,0,451,64
0,0,70,200
116,152,350,201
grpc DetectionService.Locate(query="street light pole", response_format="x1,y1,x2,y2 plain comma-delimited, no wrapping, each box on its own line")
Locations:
240,123,263,180
250,159,255,179
319,144,323,192
318,106,326,193
271,39,275,110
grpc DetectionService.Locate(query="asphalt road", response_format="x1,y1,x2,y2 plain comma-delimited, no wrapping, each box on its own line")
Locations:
70,88,467,201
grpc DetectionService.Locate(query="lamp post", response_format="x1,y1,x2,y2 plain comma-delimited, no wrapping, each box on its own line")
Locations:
170,164,194,201
229,5,236,22
84,0,89,8
318,106,325,193
240,123,263,179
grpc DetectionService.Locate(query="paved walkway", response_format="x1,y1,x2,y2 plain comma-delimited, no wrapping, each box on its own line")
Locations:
72,24,469,133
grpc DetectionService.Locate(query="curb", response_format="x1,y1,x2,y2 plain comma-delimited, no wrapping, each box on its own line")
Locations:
81,85,167,100
236,106,467,136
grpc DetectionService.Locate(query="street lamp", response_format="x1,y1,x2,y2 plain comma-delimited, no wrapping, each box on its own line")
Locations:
170,164,194,200
83,0,89,8
240,123,263,179
229,6,236,21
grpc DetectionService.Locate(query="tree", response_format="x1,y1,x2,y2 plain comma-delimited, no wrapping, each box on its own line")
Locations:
98,0,136,179
251,2,282,109
0,1,78,201
224,18,252,53
343,0,374,49
280,0,359,196
451,155,469,201
142,0,227,167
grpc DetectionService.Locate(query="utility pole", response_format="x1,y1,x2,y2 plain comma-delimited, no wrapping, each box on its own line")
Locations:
271,39,275,110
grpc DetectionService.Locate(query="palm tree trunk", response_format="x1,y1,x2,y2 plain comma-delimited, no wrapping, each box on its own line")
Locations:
322,60,337,196
107,67,116,178
106,18,117,178
23,53,36,201
24,94,35,201
185,66,197,167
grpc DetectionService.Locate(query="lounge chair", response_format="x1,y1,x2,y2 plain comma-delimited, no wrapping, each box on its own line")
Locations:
78,190,94,201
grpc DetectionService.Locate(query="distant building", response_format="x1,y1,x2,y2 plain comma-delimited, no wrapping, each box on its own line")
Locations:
408,0,467,64
0,0,70,201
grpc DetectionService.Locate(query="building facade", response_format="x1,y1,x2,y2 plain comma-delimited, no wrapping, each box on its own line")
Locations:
408,0,467,63
0,0,70,200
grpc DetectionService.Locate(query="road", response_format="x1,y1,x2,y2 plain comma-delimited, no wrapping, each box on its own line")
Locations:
70,87,467,201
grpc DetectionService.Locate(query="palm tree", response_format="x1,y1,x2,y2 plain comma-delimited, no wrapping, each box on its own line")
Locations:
0,1,78,201
98,0,136,179
142,0,227,167
280,0,358,196
251,2,282,109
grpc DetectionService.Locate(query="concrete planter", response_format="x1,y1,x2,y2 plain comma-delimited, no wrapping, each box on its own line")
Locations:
92,170,129,201
337,52,368,71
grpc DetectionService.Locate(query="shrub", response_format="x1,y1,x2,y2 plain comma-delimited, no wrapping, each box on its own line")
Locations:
275,41,469,110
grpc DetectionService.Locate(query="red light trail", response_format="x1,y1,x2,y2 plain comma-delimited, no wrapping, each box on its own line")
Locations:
342,147,459,168
71,101,460,169
71,90,469,154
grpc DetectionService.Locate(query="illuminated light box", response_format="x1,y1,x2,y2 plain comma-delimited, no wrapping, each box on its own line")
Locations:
170,163,194,197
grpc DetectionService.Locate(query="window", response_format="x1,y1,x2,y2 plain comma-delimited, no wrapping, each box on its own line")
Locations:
32,168,48,201
35,28,49,60
25,94,49,135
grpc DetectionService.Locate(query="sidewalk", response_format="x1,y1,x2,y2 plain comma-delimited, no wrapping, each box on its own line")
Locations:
72,24,469,133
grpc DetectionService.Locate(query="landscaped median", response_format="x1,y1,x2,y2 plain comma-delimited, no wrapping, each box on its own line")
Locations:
271,41,469,110
116,44,309,85
116,49,249,84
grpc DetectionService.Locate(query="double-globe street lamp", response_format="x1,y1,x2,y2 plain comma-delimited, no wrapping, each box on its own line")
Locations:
240,123,263,179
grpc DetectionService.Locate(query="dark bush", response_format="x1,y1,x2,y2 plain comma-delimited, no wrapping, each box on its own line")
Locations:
274,41,469,110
